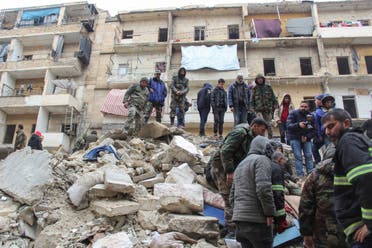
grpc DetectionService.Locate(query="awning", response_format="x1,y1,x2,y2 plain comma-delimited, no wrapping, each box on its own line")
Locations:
286,17,314,36
100,89,128,116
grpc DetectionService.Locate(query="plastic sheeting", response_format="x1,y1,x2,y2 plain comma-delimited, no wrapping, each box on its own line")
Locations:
83,144,120,161
286,17,314,36
252,19,281,38
181,44,240,71
100,89,128,116
21,7,60,21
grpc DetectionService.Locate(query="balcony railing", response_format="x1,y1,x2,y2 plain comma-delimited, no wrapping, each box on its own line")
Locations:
1,84,43,97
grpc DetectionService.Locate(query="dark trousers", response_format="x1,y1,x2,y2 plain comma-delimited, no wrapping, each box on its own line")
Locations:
213,109,225,135
233,106,248,126
236,221,273,248
278,122,287,144
198,108,210,136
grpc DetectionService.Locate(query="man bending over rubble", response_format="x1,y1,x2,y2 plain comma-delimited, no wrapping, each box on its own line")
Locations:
210,118,268,237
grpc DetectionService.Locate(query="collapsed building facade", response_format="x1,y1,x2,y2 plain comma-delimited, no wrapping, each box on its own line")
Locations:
0,0,371,151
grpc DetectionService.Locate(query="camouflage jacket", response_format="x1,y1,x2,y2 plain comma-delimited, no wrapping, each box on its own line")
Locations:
14,130,27,150
170,76,189,101
299,158,347,248
250,84,278,113
123,83,149,109
219,123,255,174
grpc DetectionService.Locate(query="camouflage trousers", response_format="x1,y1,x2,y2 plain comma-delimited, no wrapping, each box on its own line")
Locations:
170,97,185,121
144,101,163,123
256,111,273,139
210,157,233,228
123,105,144,134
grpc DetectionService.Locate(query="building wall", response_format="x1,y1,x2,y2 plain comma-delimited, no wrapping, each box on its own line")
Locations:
317,9,372,23
119,18,168,43
6,114,37,143
324,46,355,75
354,45,372,75
23,45,51,60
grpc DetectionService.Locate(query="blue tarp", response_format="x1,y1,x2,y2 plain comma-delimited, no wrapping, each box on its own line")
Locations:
83,144,120,161
21,7,60,21
203,204,225,226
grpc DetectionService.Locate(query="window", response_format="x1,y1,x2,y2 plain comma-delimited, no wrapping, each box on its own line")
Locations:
118,64,129,76
3,125,16,144
303,96,316,112
155,62,166,73
122,30,133,39
158,28,168,42
263,59,276,76
228,25,239,39
337,57,351,75
194,26,205,41
358,20,370,26
300,58,313,75
365,56,372,74
342,95,357,118
23,55,33,61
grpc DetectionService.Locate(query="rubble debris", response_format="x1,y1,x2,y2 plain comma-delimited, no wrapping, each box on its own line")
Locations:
203,188,225,210
18,206,36,226
170,136,203,166
0,197,20,216
165,163,196,184
139,173,165,188
150,231,197,248
88,184,118,198
90,199,139,217
139,122,171,139
104,167,135,193
154,183,203,214
137,195,161,211
137,210,164,231
92,231,133,248
0,147,52,205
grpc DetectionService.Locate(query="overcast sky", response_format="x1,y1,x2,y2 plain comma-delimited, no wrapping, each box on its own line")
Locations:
0,0,341,16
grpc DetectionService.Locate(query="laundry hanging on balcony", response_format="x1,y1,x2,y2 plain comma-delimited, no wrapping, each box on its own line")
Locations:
251,19,282,38
181,44,240,71
50,79,77,89
286,17,314,36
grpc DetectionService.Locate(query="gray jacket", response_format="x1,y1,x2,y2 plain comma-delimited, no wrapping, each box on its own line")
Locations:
230,136,275,223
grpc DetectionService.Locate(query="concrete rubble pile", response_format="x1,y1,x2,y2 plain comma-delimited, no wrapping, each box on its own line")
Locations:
0,122,226,248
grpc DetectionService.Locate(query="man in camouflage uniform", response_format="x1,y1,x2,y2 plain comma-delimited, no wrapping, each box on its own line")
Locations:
210,118,268,237
123,77,149,134
299,144,348,248
14,124,27,150
250,74,278,139
170,67,189,127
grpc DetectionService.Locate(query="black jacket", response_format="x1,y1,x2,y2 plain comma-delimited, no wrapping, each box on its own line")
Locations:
286,109,316,142
271,162,286,223
28,134,42,150
197,83,213,111
333,129,372,237
211,86,227,112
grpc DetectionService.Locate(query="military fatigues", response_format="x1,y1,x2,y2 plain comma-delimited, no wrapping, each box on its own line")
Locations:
299,158,348,248
210,123,255,229
250,81,278,139
170,68,189,126
123,83,149,133
14,130,27,150
271,162,286,229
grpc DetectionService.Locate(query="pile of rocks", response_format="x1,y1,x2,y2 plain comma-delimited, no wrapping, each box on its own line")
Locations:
0,122,224,248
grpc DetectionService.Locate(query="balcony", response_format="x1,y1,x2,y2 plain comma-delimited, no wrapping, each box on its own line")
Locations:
114,40,167,53
0,57,82,77
319,26,372,45
0,94,42,114
42,132,71,151
42,94,82,113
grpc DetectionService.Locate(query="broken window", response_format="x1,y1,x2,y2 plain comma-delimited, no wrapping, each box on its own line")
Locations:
23,55,33,61
228,25,239,39
122,30,133,39
118,64,129,76
158,28,168,42
155,62,166,73
3,125,15,144
303,96,316,112
342,95,357,118
337,57,351,75
263,58,276,76
365,56,372,74
194,26,205,41
300,58,313,75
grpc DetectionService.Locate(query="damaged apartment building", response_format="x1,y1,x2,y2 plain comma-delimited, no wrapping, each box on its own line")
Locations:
0,0,372,151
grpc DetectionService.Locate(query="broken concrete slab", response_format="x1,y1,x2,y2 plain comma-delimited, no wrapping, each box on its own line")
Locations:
170,136,203,166
165,214,219,240
154,183,203,214
203,188,225,210
138,122,170,139
129,138,146,153
139,173,164,188
165,163,196,184
89,184,118,198
0,216,10,233
104,167,135,194
137,210,162,231
97,153,118,165
18,220,38,240
137,195,161,211
0,197,20,216
0,147,52,205
90,199,139,217
18,206,36,226
92,231,133,248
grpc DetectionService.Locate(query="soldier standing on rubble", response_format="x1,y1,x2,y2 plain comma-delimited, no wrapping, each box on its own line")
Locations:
250,74,278,139
14,124,27,150
123,77,149,134
170,67,189,128
144,70,167,124
299,144,348,248
322,109,372,247
210,118,268,237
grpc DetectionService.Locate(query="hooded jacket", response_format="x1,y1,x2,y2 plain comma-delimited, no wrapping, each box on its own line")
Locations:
227,80,250,109
250,76,278,113
211,85,227,111
230,136,275,223
148,76,167,105
197,83,213,111
28,133,42,150
170,67,189,101
274,93,295,123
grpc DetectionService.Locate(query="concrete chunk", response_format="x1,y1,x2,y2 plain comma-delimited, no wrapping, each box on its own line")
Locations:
137,210,163,231
138,122,170,138
18,206,36,226
170,136,203,165
133,166,156,183
165,163,196,184
89,184,118,198
91,199,139,217
104,167,135,193
137,196,160,211
139,173,164,188
0,198,20,216
154,183,203,214
0,147,52,205
93,231,133,248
